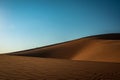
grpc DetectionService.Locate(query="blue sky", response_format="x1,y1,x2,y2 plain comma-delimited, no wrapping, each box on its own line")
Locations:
0,0,120,53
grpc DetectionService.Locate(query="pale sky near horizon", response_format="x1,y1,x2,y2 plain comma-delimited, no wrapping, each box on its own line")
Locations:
0,0,120,53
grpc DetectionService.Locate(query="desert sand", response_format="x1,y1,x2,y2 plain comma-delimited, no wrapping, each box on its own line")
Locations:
0,33,120,80
0,55,120,80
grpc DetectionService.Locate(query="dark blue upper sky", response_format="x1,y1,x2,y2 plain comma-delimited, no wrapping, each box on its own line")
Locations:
0,0,120,53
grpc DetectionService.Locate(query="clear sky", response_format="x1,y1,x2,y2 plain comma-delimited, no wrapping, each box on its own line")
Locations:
0,0,120,53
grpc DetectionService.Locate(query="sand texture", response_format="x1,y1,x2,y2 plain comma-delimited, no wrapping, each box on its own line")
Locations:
0,55,120,80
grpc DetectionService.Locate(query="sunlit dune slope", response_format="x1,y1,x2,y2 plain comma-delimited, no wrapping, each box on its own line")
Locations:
9,33,120,62
0,55,120,80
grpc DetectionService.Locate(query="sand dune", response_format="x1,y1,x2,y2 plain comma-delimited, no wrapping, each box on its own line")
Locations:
0,33,120,80
9,33,120,62
0,55,120,80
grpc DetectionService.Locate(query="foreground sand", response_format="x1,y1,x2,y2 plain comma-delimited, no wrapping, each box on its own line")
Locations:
0,55,120,80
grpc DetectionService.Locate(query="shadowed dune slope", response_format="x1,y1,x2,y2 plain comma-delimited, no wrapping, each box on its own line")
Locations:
0,55,120,80
9,33,120,62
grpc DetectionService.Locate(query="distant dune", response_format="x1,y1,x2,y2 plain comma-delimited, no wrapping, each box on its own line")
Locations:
9,33,120,62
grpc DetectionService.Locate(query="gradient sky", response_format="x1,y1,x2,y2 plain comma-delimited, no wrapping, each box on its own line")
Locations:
0,0,120,53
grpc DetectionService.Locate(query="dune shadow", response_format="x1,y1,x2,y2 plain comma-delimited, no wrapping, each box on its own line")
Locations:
95,33,120,40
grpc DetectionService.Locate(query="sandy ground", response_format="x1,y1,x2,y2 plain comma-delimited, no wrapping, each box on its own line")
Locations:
0,55,120,80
